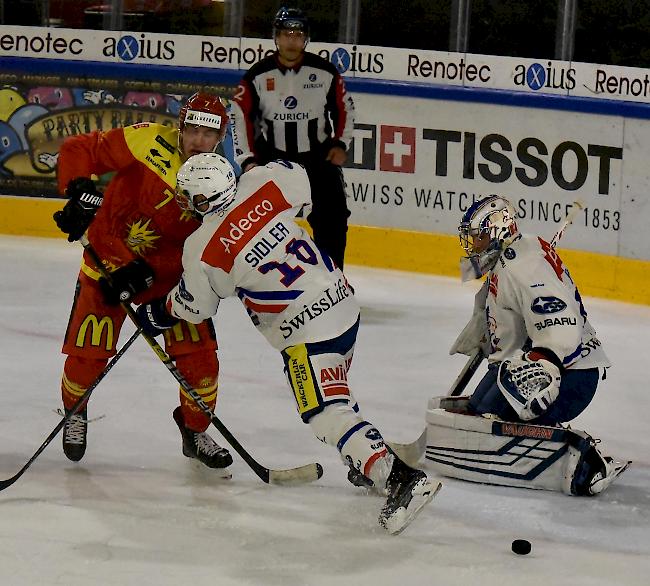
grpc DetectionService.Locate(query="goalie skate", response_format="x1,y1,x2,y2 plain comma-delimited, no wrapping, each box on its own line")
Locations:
587,457,630,495
173,407,233,477
63,407,87,462
379,457,441,535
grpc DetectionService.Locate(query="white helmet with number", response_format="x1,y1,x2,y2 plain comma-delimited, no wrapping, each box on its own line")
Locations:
175,153,237,218
458,195,519,280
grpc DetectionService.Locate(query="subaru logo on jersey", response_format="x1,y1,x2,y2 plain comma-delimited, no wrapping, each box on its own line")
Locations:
504,248,516,260
178,278,194,302
365,428,382,441
531,296,567,314
330,47,352,73
284,96,298,109
526,63,546,90
379,125,416,173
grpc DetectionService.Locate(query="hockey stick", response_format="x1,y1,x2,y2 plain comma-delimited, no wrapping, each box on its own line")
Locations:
0,328,141,492
80,236,322,486
388,199,586,466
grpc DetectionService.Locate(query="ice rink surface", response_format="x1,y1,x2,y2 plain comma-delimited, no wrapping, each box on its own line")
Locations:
0,235,648,586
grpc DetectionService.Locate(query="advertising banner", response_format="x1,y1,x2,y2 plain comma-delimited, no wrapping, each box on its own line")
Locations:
343,93,627,257
3,25,650,106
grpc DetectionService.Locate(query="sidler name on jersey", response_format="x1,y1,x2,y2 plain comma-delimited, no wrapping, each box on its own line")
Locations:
204,182,293,272
244,221,290,268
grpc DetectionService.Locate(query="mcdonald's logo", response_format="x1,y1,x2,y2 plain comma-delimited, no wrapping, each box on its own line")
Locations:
165,321,200,344
76,315,114,350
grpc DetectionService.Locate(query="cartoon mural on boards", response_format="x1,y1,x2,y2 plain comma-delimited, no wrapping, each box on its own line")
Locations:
0,83,236,197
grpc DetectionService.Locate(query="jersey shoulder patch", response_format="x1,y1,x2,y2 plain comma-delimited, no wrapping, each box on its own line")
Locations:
123,124,181,186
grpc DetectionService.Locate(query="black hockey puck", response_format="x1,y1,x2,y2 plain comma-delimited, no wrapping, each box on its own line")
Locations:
511,539,531,555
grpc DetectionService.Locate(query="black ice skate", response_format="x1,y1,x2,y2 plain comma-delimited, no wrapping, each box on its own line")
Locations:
378,457,441,535
173,407,233,471
63,407,87,462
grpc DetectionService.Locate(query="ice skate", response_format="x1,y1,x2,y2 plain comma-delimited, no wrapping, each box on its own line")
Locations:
379,457,441,535
588,457,631,495
173,407,233,475
63,407,87,462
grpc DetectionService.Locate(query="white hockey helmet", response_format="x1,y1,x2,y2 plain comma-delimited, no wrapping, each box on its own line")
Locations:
175,153,237,218
458,196,519,280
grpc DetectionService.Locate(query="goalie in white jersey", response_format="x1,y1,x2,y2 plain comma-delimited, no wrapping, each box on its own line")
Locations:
456,196,610,424
135,153,439,534
422,196,628,497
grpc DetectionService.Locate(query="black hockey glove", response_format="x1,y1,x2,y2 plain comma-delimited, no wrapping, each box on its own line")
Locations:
136,297,179,337
99,259,155,306
53,177,103,242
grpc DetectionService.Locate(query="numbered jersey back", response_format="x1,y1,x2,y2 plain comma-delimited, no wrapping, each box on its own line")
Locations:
187,161,359,349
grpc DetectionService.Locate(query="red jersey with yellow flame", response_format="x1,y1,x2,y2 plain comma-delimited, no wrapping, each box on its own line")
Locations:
58,122,200,300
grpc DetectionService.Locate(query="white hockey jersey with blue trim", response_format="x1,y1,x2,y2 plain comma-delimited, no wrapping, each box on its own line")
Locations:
166,161,359,350
486,234,610,369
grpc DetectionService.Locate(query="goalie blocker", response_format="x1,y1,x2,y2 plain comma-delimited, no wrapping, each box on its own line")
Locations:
423,397,629,496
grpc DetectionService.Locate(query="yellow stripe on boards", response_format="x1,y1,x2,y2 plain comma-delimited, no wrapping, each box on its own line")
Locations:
2,196,649,306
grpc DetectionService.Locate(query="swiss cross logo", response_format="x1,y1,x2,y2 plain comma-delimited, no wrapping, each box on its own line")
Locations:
266,77,275,91
379,125,416,173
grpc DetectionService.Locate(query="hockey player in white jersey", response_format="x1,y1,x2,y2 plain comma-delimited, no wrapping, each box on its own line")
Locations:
135,153,439,534
458,196,610,424
420,196,628,496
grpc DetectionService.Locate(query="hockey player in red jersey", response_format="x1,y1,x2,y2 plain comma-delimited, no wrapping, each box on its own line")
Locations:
53,92,233,472
135,153,440,534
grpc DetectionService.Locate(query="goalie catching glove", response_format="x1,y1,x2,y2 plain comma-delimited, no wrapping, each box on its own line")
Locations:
136,297,179,337
53,177,103,242
99,260,155,306
497,349,562,421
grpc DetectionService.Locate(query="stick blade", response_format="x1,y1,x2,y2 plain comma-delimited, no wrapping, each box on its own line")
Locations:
387,428,427,468
0,475,20,492
268,462,323,486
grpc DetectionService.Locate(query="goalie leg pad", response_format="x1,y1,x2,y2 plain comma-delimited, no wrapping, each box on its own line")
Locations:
424,401,627,495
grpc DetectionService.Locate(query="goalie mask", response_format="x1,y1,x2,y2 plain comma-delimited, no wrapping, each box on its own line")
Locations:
458,196,519,281
178,92,228,155
176,153,237,218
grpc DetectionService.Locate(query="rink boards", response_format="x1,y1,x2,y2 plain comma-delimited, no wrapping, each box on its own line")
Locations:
1,26,650,304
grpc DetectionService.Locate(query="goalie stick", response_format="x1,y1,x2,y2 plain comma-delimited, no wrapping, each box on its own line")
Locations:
80,236,323,486
388,200,586,467
0,329,141,491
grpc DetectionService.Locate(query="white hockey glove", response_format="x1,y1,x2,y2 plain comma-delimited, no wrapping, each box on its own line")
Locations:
450,280,490,357
497,350,562,421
